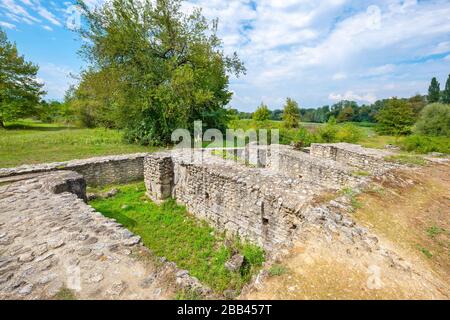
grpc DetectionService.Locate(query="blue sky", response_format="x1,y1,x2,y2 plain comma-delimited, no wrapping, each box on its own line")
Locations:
1,0,450,112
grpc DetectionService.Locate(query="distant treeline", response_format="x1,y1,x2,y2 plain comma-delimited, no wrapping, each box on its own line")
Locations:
230,94,429,124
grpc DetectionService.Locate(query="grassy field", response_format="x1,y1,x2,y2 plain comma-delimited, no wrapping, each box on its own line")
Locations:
1,119,447,168
90,183,265,294
0,119,155,168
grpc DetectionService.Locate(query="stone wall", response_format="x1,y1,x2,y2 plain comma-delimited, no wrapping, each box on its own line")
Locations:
144,151,332,249
310,143,398,174
265,145,362,189
0,154,147,187
144,153,174,203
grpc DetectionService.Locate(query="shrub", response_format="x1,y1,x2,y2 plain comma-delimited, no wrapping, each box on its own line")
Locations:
317,117,339,142
375,98,416,136
414,103,450,137
335,123,363,143
279,127,316,146
401,135,450,154
253,103,271,122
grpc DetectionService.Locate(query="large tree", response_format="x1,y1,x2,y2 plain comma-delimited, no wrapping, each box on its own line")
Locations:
75,0,245,145
282,98,301,128
442,74,450,104
375,98,415,136
0,29,43,127
428,77,441,103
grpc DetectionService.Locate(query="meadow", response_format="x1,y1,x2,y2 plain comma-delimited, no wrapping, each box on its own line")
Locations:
0,119,154,168
1,118,448,168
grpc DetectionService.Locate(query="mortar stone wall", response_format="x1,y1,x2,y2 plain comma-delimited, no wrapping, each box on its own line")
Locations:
144,150,333,249
0,154,147,187
310,143,399,174
265,145,363,189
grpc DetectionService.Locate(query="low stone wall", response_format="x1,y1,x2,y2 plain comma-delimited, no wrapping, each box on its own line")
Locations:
0,153,147,187
144,151,326,249
265,145,362,189
310,143,399,174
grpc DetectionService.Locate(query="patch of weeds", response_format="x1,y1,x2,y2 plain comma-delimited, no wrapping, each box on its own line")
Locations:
268,264,288,277
385,155,427,166
91,182,265,293
352,170,371,177
341,187,363,210
417,245,433,259
426,226,446,239
367,186,385,196
176,288,203,300
53,287,77,300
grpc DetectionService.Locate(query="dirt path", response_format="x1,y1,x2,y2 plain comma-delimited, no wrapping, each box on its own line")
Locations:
242,163,450,300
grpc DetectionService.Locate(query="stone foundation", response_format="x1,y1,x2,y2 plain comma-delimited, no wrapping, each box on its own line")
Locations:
310,143,399,174
0,154,147,187
143,144,393,249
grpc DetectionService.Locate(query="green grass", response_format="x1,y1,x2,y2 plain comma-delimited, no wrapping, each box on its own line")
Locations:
268,264,288,277
352,170,371,177
53,287,77,300
417,245,433,259
0,119,155,168
90,183,265,293
384,154,427,166
426,226,447,239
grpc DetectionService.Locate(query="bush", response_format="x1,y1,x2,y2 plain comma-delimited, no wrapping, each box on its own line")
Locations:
253,103,271,122
317,117,339,142
414,103,450,137
316,117,362,143
335,123,363,143
401,135,450,154
279,127,316,146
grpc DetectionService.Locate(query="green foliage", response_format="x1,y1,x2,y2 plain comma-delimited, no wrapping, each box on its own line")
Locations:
417,245,433,259
335,123,363,143
0,28,44,127
90,183,264,293
426,226,446,239
375,98,415,136
443,75,450,104
253,103,271,122
316,117,362,143
414,103,450,137
401,135,450,154
268,264,288,277
279,126,316,146
337,106,354,123
282,98,301,128
385,154,427,166
53,288,77,300
428,77,441,103
74,0,245,145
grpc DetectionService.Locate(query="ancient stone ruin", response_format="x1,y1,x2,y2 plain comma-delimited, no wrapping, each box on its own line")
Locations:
143,143,398,250
0,143,409,299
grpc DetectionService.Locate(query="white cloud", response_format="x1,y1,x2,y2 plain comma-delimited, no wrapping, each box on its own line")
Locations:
43,25,53,31
3,0,449,108
36,6,61,26
329,91,377,104
332,72,347,80
0,21,16,29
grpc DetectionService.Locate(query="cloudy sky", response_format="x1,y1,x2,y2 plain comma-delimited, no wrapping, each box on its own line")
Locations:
1,0,450,111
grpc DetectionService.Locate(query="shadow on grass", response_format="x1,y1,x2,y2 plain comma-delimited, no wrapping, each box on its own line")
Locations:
4,119,76,132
